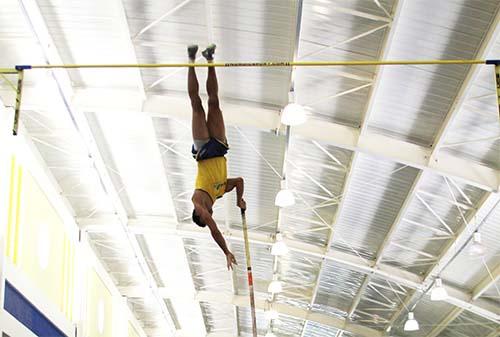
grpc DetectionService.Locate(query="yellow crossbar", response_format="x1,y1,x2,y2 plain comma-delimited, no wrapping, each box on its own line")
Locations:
25,59,487,69
0,68,18,74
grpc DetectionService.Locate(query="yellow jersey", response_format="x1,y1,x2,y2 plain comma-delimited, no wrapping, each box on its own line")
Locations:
195,156,227,202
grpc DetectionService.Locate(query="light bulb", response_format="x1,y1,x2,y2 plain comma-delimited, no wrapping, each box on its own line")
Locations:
265,332,277,337
468,232,486,257
268,280,283,293
281,103,308,126
268,275,283,294
430,278,448,301
275,180,295,207
271,233,289,256
403,312,419,331
275,188,295,207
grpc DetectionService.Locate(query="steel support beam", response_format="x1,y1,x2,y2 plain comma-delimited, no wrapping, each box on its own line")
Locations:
344,0,409,321
381,6,500,330
302,153,358,318
383,192,500,332
18,0,176,332
373,172,424,266
119,278,279,301
57,89,500,192
194,291,383,337
111,0,146,96
424,307,464,337
321,5,392,23
347,277,371,318
12,83,498,190
472,263,500,301
426,264,500,337
305,151,360,333
80,216,422,287
272,1,304,334
80,216,499,323
429,7,500,161
485,328,500,337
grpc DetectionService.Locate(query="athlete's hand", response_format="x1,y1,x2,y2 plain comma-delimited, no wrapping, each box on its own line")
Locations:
226,252,237,270
237,198,247,211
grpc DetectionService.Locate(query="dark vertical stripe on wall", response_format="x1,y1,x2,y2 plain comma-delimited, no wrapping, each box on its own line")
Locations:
3,281,67,337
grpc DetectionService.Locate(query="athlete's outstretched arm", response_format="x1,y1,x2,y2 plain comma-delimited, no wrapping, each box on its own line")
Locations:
195,204,237,269
226,177,246,210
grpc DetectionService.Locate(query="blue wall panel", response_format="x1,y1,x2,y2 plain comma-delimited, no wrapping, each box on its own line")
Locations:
3,281,67,337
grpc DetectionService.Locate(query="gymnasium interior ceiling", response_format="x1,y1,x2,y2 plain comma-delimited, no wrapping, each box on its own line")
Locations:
1,0,499,336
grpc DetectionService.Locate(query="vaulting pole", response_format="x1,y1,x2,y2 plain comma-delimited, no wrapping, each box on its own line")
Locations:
241,209,258,337
13,70,24,136
495,65,500,119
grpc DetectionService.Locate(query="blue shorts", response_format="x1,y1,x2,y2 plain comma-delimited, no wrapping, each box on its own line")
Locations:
192,138,229,161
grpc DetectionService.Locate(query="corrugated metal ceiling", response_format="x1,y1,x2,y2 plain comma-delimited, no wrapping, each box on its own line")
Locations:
1,0,499,336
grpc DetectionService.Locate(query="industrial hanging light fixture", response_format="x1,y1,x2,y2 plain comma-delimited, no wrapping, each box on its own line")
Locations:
403,312,419,331
268,274,283,294
280,91,308,126
468,232,486,257
271,232,289,256
275,179,295,207
430,278,448,301
281,103,307,126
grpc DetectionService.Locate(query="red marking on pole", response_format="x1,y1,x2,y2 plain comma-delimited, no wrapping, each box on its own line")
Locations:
247,272,254,285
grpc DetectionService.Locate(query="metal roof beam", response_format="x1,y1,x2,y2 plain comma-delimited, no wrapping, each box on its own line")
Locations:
80,216,422,286
378,10,500,328
272,0,304,333
429,7,500,160
80,216,499,323
424,307,464,337
119,277,289,300
300,152,359,336
61,90,499,191
348,171,423,318
383,192,500,332
111,0,146,96
427,263,500,337
485,328,500,337
194,291,383,337
472,263,500,301
380,4,500,310
344,0,410,320
329,5,392,23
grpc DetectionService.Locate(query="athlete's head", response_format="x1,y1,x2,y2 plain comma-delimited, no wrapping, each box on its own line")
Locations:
192,209,206,228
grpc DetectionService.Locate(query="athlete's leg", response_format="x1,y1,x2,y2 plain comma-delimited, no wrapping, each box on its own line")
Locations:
188,45,209,141
203,44,226,143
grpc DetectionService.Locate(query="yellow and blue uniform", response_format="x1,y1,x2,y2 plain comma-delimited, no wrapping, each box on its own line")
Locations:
193,138,229,202
195,157,227,202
